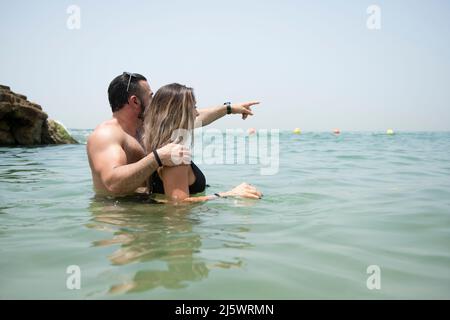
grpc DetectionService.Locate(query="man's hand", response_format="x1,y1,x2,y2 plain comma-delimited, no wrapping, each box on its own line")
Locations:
232,101,260,120
157,143,191,166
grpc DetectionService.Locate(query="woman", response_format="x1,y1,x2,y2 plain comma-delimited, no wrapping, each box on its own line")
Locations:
142,83,262,203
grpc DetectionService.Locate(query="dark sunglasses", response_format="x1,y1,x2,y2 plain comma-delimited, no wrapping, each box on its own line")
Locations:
123,72,138,92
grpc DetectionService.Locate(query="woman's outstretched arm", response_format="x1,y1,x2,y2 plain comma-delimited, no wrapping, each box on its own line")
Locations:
195,101,260,127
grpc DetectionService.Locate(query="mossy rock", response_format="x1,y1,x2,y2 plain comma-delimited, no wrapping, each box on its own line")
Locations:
0,130,15,145
0,84,78,146
0,120,10,131
41,119,78,144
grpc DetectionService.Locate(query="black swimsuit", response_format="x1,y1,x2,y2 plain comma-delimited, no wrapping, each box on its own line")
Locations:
149,162,206,195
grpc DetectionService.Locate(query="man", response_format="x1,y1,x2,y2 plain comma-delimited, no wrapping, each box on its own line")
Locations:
87,72,259,196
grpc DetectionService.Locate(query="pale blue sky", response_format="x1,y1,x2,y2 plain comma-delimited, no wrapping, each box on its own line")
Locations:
1,0,449,131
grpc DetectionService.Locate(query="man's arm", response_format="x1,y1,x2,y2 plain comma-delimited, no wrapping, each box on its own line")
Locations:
195,101,260,127
87,128,191,195
100,152,159,195
87,128,158,195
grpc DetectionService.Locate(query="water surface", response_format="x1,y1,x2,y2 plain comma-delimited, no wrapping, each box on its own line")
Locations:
1,131,449,299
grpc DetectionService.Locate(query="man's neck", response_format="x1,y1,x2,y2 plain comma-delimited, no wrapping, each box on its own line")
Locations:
113,111,139,138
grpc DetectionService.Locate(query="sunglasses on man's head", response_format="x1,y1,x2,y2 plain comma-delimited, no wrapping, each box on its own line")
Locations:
123,72,138,92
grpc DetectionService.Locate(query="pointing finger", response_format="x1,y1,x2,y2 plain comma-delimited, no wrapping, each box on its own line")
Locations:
243,101,260,107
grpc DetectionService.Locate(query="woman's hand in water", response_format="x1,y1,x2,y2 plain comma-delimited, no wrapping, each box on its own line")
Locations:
222,182,262,199
176,182,262,204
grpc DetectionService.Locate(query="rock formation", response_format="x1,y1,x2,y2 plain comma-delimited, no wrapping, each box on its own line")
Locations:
0,84,77,146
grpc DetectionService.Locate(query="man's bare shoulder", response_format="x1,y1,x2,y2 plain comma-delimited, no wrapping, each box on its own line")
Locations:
87,119,124,149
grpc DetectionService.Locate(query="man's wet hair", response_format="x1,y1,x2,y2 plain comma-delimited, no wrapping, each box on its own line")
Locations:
108,73,147,112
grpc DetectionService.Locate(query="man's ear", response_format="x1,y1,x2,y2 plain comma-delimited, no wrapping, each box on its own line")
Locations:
128,95,137,105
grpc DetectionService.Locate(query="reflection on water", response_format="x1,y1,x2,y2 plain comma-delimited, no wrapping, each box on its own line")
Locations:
87,195,249,295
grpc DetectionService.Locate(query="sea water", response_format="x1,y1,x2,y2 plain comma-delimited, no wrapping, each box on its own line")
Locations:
1,130,449,299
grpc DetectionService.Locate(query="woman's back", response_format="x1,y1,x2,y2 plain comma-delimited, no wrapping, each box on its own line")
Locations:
150,162,206,195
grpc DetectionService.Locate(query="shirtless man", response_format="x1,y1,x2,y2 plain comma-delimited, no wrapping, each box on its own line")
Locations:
87,72,259,196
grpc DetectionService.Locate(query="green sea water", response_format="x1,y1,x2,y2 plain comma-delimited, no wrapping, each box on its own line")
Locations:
1,130,449,299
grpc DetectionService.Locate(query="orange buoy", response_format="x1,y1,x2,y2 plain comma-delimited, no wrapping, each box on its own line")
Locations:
247,128,256,135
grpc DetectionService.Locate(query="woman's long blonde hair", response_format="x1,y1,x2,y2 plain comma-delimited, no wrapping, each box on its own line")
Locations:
142,83,196,156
